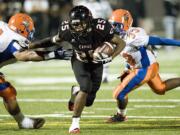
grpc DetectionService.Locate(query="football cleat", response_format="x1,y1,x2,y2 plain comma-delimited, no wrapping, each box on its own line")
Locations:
106,113,127,123
19,117,45,129
69,117,80,134
31,118,45,129
68,85,80,111
69,128,80,134
69,122,80,134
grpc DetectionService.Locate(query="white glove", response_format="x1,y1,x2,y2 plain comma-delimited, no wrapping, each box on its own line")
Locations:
17,40,30,49
93,56,112,64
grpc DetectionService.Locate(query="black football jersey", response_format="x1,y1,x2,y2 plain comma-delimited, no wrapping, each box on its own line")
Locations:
58,18,114,62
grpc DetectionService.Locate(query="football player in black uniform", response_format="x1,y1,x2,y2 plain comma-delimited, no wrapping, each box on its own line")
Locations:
29,6,125,134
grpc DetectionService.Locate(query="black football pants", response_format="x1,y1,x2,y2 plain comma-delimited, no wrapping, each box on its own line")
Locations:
71,57,103,106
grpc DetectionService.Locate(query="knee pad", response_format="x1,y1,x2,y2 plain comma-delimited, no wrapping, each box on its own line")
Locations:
85,94,96,107
0,82,10,91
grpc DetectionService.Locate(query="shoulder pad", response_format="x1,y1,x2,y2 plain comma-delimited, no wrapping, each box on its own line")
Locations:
92,18,114,41
126,27,149,47
59,20,70,32
58,20,71,41
93,18,109,31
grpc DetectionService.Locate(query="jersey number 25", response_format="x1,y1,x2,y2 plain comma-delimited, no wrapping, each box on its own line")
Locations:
96,19,106,30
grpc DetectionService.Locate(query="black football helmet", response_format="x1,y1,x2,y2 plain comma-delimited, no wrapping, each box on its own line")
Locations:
69,5,93,36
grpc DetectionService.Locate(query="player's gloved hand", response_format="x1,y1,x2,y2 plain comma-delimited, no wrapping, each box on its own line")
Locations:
16,40,30,49
54,49,73,60
93,56,112,64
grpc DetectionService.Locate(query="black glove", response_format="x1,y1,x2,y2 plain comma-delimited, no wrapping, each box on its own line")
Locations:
54,49,73,60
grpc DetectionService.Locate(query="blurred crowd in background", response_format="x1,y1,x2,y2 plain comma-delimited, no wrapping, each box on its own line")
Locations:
0,0,180,40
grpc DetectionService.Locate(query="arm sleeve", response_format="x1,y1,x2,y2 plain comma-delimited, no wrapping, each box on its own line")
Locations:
148,36,180,46
29,36,57,49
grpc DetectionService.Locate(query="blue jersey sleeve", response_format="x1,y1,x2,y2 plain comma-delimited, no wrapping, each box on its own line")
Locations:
9,41,22,55
148,36,180,46
0,41,21,62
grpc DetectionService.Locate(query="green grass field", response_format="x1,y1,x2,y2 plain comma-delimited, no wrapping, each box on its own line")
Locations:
0,49,180,135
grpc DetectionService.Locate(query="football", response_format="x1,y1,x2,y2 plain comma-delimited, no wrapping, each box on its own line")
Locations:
93,42,115,60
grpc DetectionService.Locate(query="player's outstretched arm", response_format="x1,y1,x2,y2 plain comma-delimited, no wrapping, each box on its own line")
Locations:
110,34,125,59
148,36,180,46
14,48,73,62
29,35,62,49
14,50,44,61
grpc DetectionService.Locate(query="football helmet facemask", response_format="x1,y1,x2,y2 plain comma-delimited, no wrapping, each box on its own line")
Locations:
69,6,93,37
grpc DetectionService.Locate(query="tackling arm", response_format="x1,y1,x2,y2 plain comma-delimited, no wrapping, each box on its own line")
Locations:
14,50,44,61
148,36,180,46
29,35,62,49
14,48,73,62
110,34,125,59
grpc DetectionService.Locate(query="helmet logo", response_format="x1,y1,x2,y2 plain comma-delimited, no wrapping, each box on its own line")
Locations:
22,20,30,28
122,14,129,23
124,14,129,21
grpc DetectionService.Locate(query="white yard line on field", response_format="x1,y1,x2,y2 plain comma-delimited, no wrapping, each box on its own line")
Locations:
95,108,135,111
1,61,71,69
134,105,176,108
0,114,180,119
14,77,77,84
94,105,175,111
14,85,180,91
0,98,180,103
5,73,178,85
8,75,119,84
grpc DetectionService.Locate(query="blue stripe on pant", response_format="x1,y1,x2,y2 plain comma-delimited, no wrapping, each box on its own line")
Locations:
117,68,148,101
0,82,10,91
139,47,150,68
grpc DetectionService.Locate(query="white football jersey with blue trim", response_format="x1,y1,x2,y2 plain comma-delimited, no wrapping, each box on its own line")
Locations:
121,27,156,69
0,21,27,67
